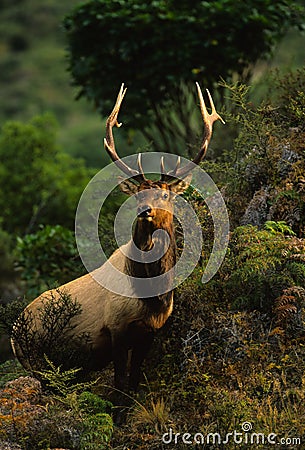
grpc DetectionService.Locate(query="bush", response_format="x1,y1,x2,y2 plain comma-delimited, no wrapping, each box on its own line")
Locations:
0,114,93,235
11,290,87,372
221,223,305,313
15,224,85,298
37,365,114,450
216,71,305,233
78,391,112,416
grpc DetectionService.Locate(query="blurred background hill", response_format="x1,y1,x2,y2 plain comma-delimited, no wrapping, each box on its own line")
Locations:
0,0,105,167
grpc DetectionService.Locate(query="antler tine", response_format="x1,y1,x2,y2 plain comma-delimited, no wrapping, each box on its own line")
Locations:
160,156,166,177
137,153,146,179
174,156,181,173
191,83,225,165
205,87,225,125
160,156,181,182
166,83,225,181
104,83,146,182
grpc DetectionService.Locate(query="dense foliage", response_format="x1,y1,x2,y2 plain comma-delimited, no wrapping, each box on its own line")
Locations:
15,224,85,298
64,0,304,154
0,114,93,235
218,68,305,235
1,68,305,448
114,70,305,448
0,225,14,283
0,367,113,449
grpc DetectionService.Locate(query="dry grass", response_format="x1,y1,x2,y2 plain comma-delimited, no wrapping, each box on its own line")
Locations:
129,396,171,434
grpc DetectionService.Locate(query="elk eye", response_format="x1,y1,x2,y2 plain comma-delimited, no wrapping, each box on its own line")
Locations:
163,192,169,200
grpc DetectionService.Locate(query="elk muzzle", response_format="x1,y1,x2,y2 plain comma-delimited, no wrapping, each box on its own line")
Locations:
137,204,153,219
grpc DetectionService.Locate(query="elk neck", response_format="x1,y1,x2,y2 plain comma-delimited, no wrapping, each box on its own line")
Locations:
125,213,176,312
129,213,176,276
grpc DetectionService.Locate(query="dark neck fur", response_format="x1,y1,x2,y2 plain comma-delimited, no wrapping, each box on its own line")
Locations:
125,219,176,307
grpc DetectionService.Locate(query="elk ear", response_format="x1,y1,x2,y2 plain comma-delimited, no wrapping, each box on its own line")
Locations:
170,173,192,195
119,177,139,195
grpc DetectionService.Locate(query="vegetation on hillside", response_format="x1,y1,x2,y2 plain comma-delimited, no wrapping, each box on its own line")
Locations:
1,68,305,448
0,0,305,448
0,114,94,235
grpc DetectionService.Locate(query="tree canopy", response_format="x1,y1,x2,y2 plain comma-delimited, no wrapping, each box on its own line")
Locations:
64,0,303,155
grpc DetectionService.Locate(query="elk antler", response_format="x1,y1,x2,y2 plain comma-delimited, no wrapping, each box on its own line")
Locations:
160,83,225,182
104,83,147,182
105,83,224,184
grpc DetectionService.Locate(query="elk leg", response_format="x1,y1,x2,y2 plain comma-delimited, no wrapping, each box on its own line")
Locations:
111,333,132,425
112,334,129,391
129,330,154,391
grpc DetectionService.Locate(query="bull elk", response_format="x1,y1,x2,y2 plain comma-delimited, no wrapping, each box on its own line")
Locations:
12,83,224,392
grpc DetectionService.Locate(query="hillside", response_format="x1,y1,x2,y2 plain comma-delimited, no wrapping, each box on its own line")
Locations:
0,2,305,449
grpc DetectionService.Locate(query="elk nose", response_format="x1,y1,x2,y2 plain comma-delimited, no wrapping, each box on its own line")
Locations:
137,205,152,218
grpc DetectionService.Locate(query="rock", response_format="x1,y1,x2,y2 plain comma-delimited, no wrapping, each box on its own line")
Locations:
240,187,270,227
277,144,300,178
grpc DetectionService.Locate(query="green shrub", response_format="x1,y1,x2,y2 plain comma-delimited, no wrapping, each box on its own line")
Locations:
37,364,113,450
217,71,305,233
222,224,305,312
15,224,84,297
0,114,93,235
78,391,112,416
0,363,113,450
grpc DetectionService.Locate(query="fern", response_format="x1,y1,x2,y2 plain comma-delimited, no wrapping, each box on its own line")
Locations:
285,261,305,285
36,355,96,402
264,221,296,236
274,287,305,329
80,413,113,450
222,225,305,312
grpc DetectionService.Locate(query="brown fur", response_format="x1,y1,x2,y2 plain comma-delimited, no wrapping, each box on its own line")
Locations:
11,179,188,391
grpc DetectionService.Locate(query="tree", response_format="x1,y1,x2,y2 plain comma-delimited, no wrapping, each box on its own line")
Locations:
64,0,303,156
0,113,93,234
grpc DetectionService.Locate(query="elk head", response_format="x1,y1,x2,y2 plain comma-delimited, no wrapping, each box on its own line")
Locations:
104,83,224,247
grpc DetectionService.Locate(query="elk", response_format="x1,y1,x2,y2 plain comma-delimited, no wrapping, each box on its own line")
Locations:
12,83,224,392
